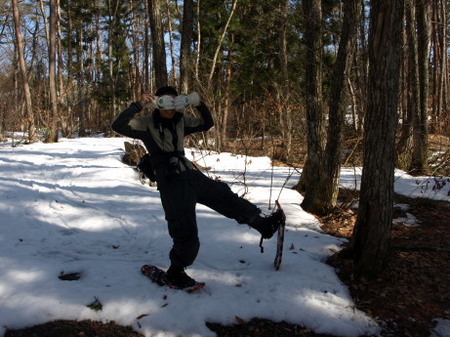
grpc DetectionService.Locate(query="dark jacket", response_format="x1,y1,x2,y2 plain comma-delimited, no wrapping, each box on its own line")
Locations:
111,101,214,186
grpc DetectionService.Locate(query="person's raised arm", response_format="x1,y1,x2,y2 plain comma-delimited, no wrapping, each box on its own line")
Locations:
111,93,155,138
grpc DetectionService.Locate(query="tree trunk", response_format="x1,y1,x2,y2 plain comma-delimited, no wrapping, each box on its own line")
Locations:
194,0,201,81
352,0,405,279
130,0,140,101
179,0,194,93
47,0,59,142
220,33,234,151
56,0,65,136
38,0,50,44
164,0,177,85
398,0,420,169
64,1,75,137
148,0,168,89
430,1,448,135
78,25,87,137
319,0,361,213
143,0,151,92
296,0,326,214
409,0,430,174
354,0,369,135
396,32,413,167
278,0,292,157
12,0,36,142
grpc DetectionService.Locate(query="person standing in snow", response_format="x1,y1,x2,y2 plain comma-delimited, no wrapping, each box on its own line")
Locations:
111,86,283,289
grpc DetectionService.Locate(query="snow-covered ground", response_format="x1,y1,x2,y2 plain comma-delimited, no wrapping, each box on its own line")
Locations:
0,137,448,337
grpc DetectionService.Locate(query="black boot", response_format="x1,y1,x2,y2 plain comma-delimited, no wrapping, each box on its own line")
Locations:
252,209,284,239
165,266,197,289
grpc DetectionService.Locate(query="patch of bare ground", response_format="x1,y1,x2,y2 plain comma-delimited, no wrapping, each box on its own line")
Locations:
4,319,145,337
323,192,450,337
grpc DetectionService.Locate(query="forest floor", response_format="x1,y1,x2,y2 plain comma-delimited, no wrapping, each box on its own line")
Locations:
5,190,449,337
4,135,449,337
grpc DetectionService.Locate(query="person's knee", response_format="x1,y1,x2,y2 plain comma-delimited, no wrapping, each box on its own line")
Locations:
167,215,198,239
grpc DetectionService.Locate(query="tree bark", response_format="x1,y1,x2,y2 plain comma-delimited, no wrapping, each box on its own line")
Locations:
47,0,59,142
55,0,66,137
319,0,361,213
79,25,86,137
143,0,151,92
148,0,168,89
430,1,448,135
12,0,36,142
179,0,194,93
278,0,292,156
397,0,420,169
164,0,177,85
409,0,430,174
352,0,405,279
194,0,201,80
220,33,234,150
296,0,326,214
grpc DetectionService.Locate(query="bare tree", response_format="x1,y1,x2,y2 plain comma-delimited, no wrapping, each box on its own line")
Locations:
396,0,430,174
164,0,177,85
409,0,430,174
148,0,168,88
11,0,36,142
194,0,201,80
396,0,418,167
295,0,326,214
351,0,405,279
56,0,64,109
220,31,235,150
143,0,151,92
430,1,449,135
179,0,194,93
317,0,361,212
277,0,292,156
46,0,59,142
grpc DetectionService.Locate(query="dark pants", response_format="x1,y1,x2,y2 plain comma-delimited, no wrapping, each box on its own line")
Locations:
159,169,260,269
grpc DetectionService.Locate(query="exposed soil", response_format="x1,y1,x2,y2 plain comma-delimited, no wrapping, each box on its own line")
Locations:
4,192,448,337
3,320,145,337
322,192,450,337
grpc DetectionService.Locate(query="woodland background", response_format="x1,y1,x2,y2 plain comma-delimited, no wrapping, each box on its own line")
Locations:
0,0,449,279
